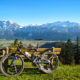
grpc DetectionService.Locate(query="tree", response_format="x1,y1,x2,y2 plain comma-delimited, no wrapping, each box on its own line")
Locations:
59,43,66,64
56,41,62,48
10,40,18,48
10,40,23,48
74,37,80,64
27,43,33,48
65,39,73,65
19,41,23,48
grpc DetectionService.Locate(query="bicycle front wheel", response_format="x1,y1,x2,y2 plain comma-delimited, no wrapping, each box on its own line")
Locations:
0,54,24,77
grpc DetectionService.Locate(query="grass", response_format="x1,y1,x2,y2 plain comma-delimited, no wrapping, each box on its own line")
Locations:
0,62,80,80
0,39,79,80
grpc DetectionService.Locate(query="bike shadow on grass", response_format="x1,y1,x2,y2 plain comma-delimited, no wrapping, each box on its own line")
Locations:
22,68,46,74
0,68,46,76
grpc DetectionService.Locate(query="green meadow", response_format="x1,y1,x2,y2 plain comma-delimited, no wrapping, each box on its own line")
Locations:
0,62,80,80
0,39,80,80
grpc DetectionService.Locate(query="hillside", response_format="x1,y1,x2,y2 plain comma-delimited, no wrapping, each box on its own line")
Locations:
0,20,80,41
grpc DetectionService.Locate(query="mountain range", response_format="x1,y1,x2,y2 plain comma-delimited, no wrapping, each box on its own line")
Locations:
0,20,80,41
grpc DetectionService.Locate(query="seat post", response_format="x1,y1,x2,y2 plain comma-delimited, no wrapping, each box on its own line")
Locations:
35,39,43,49
37,42,39,48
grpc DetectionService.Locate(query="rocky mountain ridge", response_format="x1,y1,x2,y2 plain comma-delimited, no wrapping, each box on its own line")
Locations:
0,20,80,41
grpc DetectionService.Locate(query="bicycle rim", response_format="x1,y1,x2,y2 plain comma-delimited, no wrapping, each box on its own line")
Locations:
39,52,58,73
0,54,24,77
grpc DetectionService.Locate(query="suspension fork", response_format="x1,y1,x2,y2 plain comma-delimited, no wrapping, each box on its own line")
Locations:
11,52,17,66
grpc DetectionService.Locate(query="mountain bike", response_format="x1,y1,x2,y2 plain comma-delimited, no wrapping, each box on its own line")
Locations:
0,39,59,77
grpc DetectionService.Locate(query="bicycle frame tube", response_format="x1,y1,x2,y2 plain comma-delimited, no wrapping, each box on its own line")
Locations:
12,46,38,62
11,52,17,66
17,48,37,61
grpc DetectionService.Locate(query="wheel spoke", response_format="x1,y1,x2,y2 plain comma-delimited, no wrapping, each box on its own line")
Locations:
50,63,53,69
14,66,17,74
45,64,49,70
49,55,53,60
41,58,48,62
2,63,10,67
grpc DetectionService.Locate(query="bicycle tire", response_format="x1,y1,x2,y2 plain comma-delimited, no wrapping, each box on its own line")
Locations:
0,54,24,77
39,51,59,73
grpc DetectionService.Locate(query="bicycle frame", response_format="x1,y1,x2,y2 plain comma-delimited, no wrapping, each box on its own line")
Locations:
11,46,50,69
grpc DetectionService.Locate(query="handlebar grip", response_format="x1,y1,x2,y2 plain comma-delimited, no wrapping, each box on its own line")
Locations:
14,38,18,45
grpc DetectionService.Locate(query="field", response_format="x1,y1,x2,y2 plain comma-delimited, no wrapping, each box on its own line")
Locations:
0,39,79,80
0,62,80,80
0,39,51,48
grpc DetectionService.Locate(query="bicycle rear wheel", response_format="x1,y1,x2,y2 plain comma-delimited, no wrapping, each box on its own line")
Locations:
0,54,24,77
39,51,58,73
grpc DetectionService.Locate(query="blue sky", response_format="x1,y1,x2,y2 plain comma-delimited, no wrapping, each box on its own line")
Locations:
0,0,80,26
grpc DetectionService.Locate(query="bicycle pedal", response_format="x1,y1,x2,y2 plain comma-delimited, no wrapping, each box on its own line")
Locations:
11,65,14,67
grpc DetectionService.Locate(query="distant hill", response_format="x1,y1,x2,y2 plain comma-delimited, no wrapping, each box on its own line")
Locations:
40,42,64,48
0,20,80,41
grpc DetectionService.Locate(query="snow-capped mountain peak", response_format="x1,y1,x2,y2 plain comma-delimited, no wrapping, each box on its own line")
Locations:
0,20,20,30
8,20,14,24
0,20,80,41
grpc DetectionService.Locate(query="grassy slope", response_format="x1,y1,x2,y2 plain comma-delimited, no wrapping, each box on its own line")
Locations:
0,62,80,80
